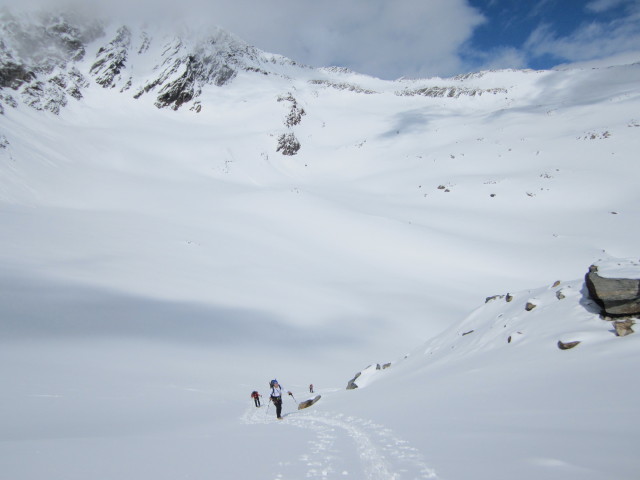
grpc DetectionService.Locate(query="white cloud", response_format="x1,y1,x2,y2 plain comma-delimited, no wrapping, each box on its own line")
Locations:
469,46,528,72
189,0,486,79
525,8,640,64
586,0,629,13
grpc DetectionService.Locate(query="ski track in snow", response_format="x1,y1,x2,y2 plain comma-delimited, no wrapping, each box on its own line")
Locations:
242,405,438,480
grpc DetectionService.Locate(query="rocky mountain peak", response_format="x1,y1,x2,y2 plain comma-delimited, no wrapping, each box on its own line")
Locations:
0,8,296,114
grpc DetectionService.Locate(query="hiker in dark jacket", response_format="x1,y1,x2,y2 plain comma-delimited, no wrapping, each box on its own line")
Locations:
251,390,261,407
269,380,292,419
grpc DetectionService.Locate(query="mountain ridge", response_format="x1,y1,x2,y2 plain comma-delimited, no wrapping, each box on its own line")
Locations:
0,8,578,117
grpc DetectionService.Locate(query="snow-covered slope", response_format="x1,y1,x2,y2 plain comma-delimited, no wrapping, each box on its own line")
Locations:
328,258,640,480
1,9,639,480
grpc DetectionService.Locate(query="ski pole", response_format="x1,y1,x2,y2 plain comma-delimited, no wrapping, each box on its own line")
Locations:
289,392,297,403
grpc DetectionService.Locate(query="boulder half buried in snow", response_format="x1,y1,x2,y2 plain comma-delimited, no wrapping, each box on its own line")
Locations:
298,395,321,410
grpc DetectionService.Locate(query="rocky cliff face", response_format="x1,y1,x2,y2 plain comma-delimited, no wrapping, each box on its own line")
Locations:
0,9,297,114
0,10,102,114
93,25,271,110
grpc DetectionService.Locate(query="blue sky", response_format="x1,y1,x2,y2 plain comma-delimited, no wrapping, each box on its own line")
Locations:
468,0,605,56
463,0,640,72
5,0,640,78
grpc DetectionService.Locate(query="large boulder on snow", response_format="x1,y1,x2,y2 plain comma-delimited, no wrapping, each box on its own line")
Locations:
298,395,321,410
346,372,361,390
585,263,640,317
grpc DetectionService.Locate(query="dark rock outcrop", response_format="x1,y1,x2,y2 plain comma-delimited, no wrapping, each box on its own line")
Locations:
276,133,301,156
346,372,361,390
278,93,306,127
0,11,101,114
396,85,507,98
308,79,377,94
485,294,504,303
0,59,35,89
90,26,131,88
585,265,640,316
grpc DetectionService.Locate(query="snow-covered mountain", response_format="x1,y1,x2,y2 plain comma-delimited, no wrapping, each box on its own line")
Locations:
0,9,306,114
1,9,639,480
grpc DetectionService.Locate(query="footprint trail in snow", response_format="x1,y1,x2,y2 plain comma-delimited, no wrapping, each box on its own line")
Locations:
242,405,438,479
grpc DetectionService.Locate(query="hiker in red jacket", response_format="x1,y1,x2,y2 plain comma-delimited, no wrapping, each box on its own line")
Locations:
251,390,261,407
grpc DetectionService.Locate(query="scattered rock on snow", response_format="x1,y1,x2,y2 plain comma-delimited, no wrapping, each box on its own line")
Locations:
346,363,390,389
525,302,537,311
485,295,504,303
613,319,635,337
557,340,580,350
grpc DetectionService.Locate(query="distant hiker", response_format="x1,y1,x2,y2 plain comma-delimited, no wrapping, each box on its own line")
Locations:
251,390,261,407
309,384,314,393
269,379,292,419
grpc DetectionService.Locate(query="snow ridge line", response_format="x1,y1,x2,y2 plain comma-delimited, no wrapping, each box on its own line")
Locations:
241,406,438,479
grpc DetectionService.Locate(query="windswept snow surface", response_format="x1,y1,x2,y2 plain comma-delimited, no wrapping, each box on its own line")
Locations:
1,29,640,480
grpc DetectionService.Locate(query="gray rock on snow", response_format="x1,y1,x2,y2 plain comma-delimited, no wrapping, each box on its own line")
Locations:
346,372,361,390
613,319,635,337
298,394,321,410
485,294,504,303
557,340,580,350
585,265,640,317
